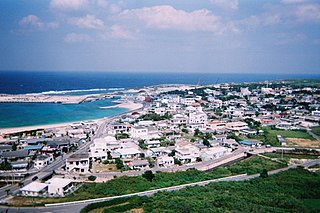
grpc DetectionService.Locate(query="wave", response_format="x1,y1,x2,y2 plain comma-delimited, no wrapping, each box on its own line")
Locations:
27,88,125,95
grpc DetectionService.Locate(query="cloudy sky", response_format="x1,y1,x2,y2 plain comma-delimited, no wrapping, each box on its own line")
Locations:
0,0,320,73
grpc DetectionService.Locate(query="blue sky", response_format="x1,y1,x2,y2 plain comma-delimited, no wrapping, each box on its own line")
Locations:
0,0,319,73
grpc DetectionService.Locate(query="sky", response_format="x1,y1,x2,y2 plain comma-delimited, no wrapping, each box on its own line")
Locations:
0,0,320,73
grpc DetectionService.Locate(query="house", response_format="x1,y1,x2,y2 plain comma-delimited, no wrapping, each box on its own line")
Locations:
145,140,161,148
188,112,208,124
130,126,148,139
46,177,73,197
66,153,90,173
240,140,263,148
157,156,174,167
154,107,167,116
175,145,200,163
147,147,171,157
34,155,54,170
2,150,30,161
109,122,130,134
0,145,12,154
20,182,48,197
90,136,119,160
129,159,149,170
116,148,141,159
172,114,188,125
226,122,249,132
239,129,258,136
200,147,230,161
207,121,226,131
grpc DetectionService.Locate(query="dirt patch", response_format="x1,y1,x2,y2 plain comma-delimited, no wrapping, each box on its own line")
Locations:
286,138,320,147
92,162,118,173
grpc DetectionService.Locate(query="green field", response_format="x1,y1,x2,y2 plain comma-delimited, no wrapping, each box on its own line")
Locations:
262,127,315,146
8,156,285,206
81,168,320,213
311,126,320,136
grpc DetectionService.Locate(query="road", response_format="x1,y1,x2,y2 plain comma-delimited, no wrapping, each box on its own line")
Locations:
0,101,144,200
1,159,319,213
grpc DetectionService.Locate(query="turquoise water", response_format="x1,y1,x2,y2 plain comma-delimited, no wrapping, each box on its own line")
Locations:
0,99,127,128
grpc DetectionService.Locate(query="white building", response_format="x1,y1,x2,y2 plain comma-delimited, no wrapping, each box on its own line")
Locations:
130,126,148,139
157,156,174,167
175,145,200,163
188,112,208,124
172,114,188,125
154,107,167,116
200,147,230,161
225,122,249,131
90,136,119,160
46,177,73,197
66,153,90,173
34,155,54,170
116,148,141,159
20,182,48,197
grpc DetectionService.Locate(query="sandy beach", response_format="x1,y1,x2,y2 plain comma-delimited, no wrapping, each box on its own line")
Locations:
0,101,143,135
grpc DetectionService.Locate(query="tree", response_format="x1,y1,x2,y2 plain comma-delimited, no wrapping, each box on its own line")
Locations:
203,138,210,147
174,158,182,165
168,150,176,157
260,169,268,178
0,158,11,170
142,170,155,182
138,139,147,149
107,151,113,160
146,157,155,168
88,175,97,181
115,158,124,170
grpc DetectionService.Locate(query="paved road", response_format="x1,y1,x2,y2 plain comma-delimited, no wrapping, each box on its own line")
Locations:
0,102,144,201
1,159,319,213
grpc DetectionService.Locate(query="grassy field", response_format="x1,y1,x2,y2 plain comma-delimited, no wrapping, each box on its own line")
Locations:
7,156,285,206
311,126,320,136
262,127,316,146
80,168,320,213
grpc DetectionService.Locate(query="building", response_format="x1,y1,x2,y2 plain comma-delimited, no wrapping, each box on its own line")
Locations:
226,122,249,132
157,156,174,167
34,155,54,170
116,148,141,159
66,153,90,173
20,182,48,197
175,145,200,163
46,177,73,197
89,136,119,160
188,112,208,124
129,159,149,170
172,114,188,125
200,147,230,161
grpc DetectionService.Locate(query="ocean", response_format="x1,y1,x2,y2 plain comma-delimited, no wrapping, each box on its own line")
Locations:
0,71,319,128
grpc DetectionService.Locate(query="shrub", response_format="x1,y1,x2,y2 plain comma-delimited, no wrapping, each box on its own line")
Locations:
88,175,97,181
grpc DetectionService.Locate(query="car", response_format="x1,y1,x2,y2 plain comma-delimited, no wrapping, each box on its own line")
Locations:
32,176,38,181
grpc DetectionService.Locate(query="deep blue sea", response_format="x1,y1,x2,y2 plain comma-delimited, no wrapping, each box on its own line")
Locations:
0,71,319,128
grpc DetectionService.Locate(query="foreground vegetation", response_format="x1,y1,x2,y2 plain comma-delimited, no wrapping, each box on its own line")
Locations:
9,156,285,206
311,126,320,136
81,168,320,213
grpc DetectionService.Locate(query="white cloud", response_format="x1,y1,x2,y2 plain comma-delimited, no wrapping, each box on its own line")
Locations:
19,15,59,31
64,33,92,43
50,0,87,10
70,15,104,29
109,3,122,14
110,25,136,39
294,4,320,22
210,0,238,10
119,5,235,34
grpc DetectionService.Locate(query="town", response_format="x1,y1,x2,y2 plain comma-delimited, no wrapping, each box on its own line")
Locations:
0,80,320,203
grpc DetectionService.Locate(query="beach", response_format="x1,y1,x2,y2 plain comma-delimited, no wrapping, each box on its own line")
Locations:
0,101,143,135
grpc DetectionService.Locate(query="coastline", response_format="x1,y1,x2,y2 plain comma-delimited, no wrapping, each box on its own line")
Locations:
0,101,142,135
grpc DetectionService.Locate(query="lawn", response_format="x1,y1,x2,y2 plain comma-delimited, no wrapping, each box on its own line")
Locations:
7,156,285,206
81,168,320,213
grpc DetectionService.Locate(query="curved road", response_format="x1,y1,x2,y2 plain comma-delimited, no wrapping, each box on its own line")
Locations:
1,159,319,213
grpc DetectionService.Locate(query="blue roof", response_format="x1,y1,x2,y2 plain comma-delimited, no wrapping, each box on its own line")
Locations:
23,145,42,150
240,141,253,146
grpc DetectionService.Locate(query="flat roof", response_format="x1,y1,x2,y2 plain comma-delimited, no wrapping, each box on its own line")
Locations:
21,182,47,192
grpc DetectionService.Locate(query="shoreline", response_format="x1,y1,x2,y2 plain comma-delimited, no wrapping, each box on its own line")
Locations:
0,101,143,135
